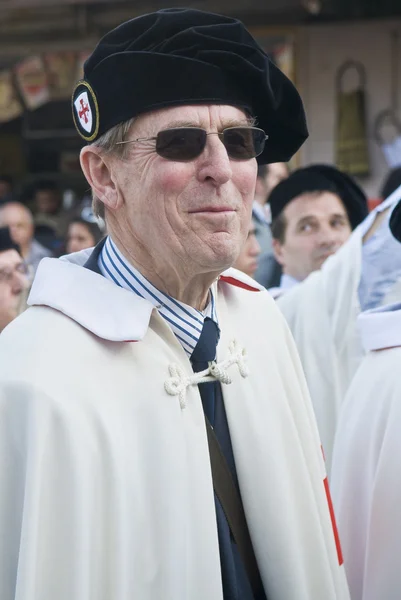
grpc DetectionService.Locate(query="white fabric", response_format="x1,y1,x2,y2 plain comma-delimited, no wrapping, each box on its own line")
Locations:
276,230,363,472
276,191,401,473
331,304,401,600
0,253,349,600
269,273,299,299
358,301,401,351
358,193,401,310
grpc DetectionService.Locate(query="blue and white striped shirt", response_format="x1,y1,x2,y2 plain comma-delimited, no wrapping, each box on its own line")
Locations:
98,236,218,357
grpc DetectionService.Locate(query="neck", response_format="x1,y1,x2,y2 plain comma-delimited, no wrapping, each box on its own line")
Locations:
20,242,31,259
282,271,301,283
109,232,218,311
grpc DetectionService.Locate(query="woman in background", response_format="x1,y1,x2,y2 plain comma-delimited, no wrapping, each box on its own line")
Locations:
66,218,103,254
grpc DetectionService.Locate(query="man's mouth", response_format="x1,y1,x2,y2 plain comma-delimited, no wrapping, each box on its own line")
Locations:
189,206,235,213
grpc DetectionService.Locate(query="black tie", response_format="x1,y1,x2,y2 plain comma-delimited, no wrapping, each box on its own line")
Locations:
190,318,267,600
190,316,220,425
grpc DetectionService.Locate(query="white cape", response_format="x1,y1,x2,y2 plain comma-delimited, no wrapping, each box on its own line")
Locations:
0,252,350,600
331,303,401,600
276,193,400,472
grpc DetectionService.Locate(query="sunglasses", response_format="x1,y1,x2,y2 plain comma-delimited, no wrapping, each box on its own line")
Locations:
116,126,268,161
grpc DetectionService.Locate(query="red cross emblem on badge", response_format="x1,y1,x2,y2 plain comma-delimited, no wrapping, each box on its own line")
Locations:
74,90,93,134
79,98,90,124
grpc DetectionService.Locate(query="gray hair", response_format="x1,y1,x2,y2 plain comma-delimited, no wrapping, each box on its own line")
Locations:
89,118,136,220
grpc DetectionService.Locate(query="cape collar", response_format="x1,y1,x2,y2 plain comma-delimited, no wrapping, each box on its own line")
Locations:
28,245,263,342
358,302,401,352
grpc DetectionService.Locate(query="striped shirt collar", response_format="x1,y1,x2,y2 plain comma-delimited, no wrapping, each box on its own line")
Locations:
98,236,218,357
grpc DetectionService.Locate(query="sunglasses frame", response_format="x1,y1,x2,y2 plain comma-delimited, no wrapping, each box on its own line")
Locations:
116,126,268,161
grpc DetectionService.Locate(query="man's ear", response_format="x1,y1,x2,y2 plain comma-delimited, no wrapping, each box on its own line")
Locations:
272,237,285,267
80,146,122,213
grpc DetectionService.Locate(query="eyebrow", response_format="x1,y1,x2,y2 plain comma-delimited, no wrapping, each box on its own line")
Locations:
164,116,256,130
296,215,317,226
296,213,347,226
330,213,348,220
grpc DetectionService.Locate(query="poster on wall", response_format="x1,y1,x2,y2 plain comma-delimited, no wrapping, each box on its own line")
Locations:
0,70,23,123
252,28,296,83
44,52,77,100
15,56,50,110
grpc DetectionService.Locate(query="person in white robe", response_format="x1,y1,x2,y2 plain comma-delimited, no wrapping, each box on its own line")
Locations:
331,198,401,600
0,9,349,600
276,185,401,473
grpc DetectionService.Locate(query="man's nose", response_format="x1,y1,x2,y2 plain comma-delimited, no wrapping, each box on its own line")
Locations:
197,134,233,185
316,225,340,247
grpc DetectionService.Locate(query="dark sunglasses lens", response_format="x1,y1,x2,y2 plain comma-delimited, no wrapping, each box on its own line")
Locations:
156,128,207,160
223,127,266,159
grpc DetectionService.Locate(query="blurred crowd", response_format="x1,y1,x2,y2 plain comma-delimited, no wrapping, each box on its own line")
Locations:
0,176,104,330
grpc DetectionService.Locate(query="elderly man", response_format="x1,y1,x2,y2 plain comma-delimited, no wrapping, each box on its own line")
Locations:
0,10,349,600
0,202,51,275
0,227,29,331
269,164,368,297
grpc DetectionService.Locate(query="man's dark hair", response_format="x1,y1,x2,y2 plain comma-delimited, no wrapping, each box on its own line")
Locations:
34,180,59,194
69,217,103,246
271,213,287,244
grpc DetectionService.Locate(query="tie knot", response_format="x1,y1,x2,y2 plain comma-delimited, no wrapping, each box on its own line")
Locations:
191,317,220,366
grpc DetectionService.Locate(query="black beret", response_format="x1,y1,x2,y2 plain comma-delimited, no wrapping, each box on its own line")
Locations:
72,8,308,164
270,164,368,230
0,227,20,254
390,200,401,243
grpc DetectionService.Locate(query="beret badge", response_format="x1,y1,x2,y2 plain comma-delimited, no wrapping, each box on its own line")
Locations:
72,80,99,142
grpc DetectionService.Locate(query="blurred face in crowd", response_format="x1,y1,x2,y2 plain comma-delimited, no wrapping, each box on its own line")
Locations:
234,221,261,278
81,104,257,307
0,180,12,201
273,191,352,282
255,162,289,206
66,222,96,254
35,189,61,215
0,203,34,255
0,248,29,331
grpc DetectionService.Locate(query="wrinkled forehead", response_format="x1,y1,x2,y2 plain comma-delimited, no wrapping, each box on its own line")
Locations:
0,249,21,270
132,103,253,136
284,190,347,221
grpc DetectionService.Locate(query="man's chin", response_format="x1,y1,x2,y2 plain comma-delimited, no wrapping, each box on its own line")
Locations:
200,241,241,270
